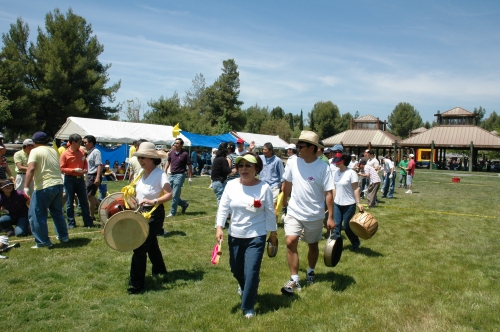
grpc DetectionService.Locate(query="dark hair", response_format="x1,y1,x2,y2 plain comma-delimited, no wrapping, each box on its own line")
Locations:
263,142,274,155
359,157,368,165
226,142,236,153
299,141,318,153
84,135,96,146
342,154,351,167
68,133,82,144
175,138,184,146
153,158,161,166
240,152,264,173
216,142,228,158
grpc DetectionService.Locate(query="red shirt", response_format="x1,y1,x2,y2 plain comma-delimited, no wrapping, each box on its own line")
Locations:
60,148,88,176
407,159,416,176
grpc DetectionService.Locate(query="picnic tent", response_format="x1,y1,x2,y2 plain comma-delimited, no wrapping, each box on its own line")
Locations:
55,117,191,145
181,131,238,149
233,131,289,149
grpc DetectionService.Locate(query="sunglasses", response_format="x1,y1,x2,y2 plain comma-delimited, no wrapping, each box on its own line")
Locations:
296,145,308,150
236,163,254,168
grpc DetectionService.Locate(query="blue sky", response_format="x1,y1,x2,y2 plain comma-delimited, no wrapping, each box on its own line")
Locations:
1,0,499,124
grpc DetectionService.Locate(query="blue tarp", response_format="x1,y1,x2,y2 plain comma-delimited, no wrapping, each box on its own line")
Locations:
96,144,130,164
181,131,238,148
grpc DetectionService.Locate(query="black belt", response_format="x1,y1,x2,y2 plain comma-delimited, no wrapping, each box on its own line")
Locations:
17,173,25,175
171,172,185,175
66,175,83,179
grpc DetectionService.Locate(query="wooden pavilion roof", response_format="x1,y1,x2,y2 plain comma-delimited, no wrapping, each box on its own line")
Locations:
322,129,400,148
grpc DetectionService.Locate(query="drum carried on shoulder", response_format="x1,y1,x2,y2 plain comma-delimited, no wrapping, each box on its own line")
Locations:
98,193,149,252
349,212,378,240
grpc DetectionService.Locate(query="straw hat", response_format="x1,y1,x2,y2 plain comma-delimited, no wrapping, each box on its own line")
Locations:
133,142,167,159
290,130,324,148
104,210,149,252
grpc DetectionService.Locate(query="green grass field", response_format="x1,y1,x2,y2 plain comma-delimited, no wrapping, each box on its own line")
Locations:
1,168,499,332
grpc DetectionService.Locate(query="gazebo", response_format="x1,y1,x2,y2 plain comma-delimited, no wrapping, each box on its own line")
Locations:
322,114,399,158
399,107,500,171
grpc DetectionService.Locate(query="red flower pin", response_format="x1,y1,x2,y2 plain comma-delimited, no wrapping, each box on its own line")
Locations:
253,199,262,208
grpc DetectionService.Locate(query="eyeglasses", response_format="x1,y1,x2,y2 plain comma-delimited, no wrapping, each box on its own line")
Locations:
296,145,308,150
236,163,254,168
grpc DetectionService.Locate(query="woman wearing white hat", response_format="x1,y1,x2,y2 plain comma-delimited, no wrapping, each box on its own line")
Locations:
128,142,172,294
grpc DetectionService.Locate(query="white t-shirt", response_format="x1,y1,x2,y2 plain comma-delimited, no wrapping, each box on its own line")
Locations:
383,159,394,175
216,179,276,238
236,149,248,156
367,157,380,169
135,167,169,205
348,160,358,170
283,157,334,221
333,169,358,206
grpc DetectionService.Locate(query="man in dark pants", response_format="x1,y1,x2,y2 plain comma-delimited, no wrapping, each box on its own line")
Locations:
83,135,102,221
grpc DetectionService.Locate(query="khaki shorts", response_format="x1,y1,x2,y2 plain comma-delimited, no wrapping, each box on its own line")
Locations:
284,214,323,244
271,186,280,203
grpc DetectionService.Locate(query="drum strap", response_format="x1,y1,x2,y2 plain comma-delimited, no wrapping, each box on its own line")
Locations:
121,170,162,220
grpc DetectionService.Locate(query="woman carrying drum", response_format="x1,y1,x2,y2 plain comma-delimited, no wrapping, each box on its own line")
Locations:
330,153,364,252
215,152,277,318
128,142,172,294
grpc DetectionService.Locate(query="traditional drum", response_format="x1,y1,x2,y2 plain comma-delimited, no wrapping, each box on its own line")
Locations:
103,210,149,252
324,231,343,267
98,192,138,226
349,212,378,240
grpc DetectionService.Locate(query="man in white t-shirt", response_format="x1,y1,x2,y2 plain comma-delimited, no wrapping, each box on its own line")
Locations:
381,155,395,198
281,131,335,295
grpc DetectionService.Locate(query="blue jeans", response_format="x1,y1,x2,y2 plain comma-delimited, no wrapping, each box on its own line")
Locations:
382,174,396,198
0,215,30,236
398,174,407,188
212,180,226,206
228,235,266,311
29,185,69,247
333,203,360,250
64,176,93,227
169,173,188,215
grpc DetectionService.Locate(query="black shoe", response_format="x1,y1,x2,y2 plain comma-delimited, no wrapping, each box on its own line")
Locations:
127,286,144,294
181,202,189,214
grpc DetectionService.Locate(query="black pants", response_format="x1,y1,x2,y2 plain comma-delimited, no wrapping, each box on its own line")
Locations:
129,204,167,289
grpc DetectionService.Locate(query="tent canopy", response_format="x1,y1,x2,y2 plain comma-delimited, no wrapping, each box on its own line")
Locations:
234,131,289,149
181,131,237,149
55,117,191,145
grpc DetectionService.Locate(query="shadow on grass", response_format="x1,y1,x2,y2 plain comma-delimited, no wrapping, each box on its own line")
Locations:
52,237,92,248
183,211,208,217
144,269,205,292
229,292,299,315
165,230,187,237
316,271,356,292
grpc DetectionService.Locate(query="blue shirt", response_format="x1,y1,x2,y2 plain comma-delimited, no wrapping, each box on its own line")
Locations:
259,155,284,188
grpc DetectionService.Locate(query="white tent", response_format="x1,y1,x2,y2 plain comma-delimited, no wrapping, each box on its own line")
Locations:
234,131,289,149
55,117,191,145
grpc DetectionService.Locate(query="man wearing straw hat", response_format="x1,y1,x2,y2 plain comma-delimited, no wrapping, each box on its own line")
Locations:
281,130,335,294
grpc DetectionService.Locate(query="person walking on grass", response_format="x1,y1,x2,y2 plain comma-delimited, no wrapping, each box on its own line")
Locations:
24,132,69,248
215,152,276,318
281,131,335,294
163,138,192,217
259,142,284,205
406,154,416,194
357,158,381,209
381,155,395,199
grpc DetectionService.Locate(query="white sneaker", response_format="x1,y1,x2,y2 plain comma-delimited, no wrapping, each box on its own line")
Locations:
237,285,242,296
281,279,302,294
405,190,412,194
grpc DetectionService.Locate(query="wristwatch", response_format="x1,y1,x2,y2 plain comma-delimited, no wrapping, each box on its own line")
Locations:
153,199,158,205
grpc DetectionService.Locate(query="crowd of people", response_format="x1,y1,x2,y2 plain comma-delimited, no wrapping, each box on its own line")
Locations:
0,129,419,318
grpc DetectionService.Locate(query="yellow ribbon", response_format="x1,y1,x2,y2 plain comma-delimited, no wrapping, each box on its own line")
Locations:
120,170,162,220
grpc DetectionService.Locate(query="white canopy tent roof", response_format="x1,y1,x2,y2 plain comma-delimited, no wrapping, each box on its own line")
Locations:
55,117,191,145
234,131,289,149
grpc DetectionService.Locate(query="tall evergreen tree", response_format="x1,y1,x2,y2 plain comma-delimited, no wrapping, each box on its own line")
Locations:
0,9,120,136
387,102,423,139
299,109,304,130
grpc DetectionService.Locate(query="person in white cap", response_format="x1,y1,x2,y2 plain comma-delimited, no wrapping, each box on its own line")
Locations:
281,131,335,294
13,139,35,191
406,154,416,194
348,154,359,170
